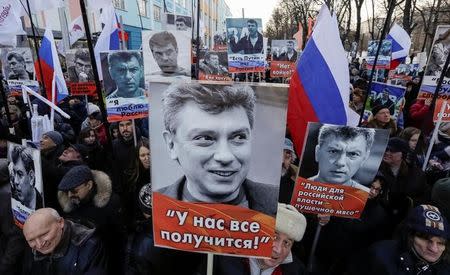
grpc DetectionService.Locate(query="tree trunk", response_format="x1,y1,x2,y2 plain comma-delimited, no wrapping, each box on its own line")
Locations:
402,0,412,34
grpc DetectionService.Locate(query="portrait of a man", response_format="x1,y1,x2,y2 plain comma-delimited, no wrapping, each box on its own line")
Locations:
156,83,279,215
9,144,42,209
105,51,145,99
279,40,298,62
175,17,189,31
308,125,376,192
199,51,228,76
229,19,264,54
6,52,33,80
148,31,190,78
67,49,94,82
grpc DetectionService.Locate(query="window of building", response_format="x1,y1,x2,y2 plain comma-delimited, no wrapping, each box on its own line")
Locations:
153,5,161,22
113,0,125,10
138,0,148,16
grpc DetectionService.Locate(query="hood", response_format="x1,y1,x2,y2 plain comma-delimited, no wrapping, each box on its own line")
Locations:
57,170,112,213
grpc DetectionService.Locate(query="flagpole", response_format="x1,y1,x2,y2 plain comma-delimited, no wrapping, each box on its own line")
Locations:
24,0,48,99
357,0,396,126
78,0,113,152
195,0,201,79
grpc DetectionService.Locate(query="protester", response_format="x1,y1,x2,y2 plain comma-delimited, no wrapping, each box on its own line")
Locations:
366,105,400,137
21,208,108,274
349,87,365,114
361,205,450,274
398,127,425,166
78,127,110,173
279,138,298,204
409,98,433,135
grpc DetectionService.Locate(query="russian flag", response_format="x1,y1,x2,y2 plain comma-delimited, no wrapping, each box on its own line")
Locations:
387,23,411,70
35,28,68,102
287,5,359,154
94,5,120,80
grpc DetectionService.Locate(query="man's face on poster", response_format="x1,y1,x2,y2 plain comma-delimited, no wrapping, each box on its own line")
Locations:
314,134,369,184
208,54,220,69
247,22,257,36
286,41,294,52
152,43,178,73
176,20,187,31
75,58,92,76
163,101,252,202
109,56,143,95
8,57,26,75
10,158,35,204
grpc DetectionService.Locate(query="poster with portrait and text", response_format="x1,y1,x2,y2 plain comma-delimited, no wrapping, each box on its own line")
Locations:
142,30,191,82
149,81,288,257
198,50,231,81
226,18,266,73
361,82,406,123
1,47,35,81
66,48,97,96
270,40,297,78
100,50,149,122
291,123,389,219
7,142,43,228
366,39,392,70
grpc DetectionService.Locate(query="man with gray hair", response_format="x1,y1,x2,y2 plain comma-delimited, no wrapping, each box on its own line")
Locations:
157,83,277,215
309,125,375,192
6,52,32,80
105,51,145,99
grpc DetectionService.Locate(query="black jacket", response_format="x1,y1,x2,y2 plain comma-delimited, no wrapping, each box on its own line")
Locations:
21,220,107,275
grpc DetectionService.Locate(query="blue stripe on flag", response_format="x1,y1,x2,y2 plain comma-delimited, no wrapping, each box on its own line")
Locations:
39,36,54,69
387,34,403,53
110,29,120,50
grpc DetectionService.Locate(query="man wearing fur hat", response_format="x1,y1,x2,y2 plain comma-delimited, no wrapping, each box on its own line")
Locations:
214,203,307,275
361,205,450,274
57,165,124,273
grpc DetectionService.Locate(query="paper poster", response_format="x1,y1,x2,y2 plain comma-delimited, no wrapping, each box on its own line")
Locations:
362,82,406,122
142,30,191,82
388,63,419,86
270,40,297,78
6,79,39,97
213,31,228,51
1,47,35,80
7,142,43,228
226,18,266,73
166,14,192,32
366,39,392,70
149,81,288,257
66,48,96,96
291,123,389,218
418,25,450,101
198,50,231,81
100,50,149,122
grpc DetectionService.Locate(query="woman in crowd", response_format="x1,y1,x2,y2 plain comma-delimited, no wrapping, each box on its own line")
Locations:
398,127,426,166
78,127,110,173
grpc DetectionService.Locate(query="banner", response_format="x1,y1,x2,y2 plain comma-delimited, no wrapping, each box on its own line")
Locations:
7,142,44,228
291,123,389,219
150,81,288,256
1,48,35,81
226,18,266,73
433,99,450,122
100,50,149,122
418,25,450,101
66,49,96,96
0,1,25,47
270,40,297,78
142,30,191,82
387,63,419,86
366,39,392,70
198,50,231,81
362,82,406,123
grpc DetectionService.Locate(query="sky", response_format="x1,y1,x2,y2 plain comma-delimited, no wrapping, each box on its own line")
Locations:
224,0,280,28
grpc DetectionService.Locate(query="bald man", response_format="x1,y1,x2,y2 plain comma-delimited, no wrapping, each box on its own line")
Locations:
21,208,108,274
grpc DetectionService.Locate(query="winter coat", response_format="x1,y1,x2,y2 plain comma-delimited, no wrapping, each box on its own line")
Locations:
41,144,66,210
409,99,433,135
366,118,400,137
364,240,450,275
125,219,155,275
112,136,138,194
21,220,108,275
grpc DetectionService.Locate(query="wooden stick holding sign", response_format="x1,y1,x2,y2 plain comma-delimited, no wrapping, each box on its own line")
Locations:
21,85,71,119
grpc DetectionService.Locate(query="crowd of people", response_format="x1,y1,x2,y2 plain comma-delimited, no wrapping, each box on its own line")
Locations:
0,50,449,275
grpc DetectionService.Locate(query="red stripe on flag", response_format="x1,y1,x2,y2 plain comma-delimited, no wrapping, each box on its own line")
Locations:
34,60,54,100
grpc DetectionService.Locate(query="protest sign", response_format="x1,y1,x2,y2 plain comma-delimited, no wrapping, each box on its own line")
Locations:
6,79,39,97
270,40,297,78
388,63,419,86
66,49,97,96
418,25,450,101
149,81,288,256
366,39,392,70
1,47,35,81
166,14,192,32
198,50,231,81
213,31,228,51
7,142,43,228
362,82,406,122
226,18,266,73
291,123,389,219
100,50,149,122
142,30,191,82
433,99,450,122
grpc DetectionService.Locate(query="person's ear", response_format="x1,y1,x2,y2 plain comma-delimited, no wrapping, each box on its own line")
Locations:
314,145,320,162
86,180,94,191
163,130,178,160
29,169,35,187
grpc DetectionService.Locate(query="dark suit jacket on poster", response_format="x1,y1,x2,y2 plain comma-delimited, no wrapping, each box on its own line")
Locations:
279,51,298,62
157,177,277,216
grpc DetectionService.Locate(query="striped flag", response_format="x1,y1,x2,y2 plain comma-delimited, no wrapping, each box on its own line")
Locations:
387,23,411,70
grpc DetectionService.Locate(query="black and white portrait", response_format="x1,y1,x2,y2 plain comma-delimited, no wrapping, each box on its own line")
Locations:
7,142,43,226
66,48,94,83
1,48,35,81
142,31,191,82
299,123,389,191
271,40,298,62
198,50,229,80
150,81,288,216
425,26,450,78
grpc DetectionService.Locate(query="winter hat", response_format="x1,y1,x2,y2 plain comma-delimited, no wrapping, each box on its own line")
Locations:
69,144,89,161
43,131,64,146
284,138,295,153
276,203,307,242
431,178,450,223
87,103,100,116
58,165,93,191
138,183,152,215
407,204,450,239
371,105,389,116
386,137,410,155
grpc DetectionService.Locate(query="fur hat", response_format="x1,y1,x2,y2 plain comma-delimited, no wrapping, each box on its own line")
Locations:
407,204,449,239
43,131,63,146
276,203,307,242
